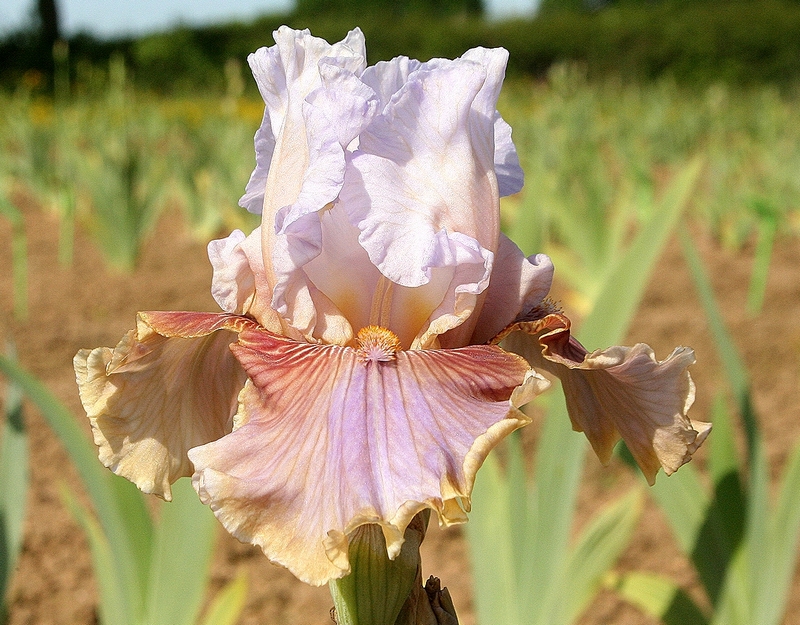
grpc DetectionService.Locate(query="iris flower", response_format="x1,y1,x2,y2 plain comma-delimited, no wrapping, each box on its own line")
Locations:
74,27,710,587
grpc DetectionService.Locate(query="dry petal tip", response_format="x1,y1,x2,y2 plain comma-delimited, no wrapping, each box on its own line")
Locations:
499,315,709,484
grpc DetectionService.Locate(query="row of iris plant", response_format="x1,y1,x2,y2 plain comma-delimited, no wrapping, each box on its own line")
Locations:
1,25,799,625
2,49,800,319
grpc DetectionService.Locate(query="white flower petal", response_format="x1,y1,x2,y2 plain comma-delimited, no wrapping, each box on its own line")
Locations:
264,60,378,344
410,231,494,350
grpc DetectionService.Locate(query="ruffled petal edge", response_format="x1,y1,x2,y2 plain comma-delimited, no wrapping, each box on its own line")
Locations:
496,310,710,484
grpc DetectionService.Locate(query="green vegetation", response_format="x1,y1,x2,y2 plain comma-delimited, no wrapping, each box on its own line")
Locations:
0,354,248,625
4,0,800,92
468,159,702,625
2,68,799,274
608,228,800,625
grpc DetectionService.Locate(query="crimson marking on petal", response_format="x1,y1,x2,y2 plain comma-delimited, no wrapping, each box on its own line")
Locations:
139,310,258,338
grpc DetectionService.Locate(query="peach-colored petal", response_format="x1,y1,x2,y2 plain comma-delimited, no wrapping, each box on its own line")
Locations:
188,327,546,585
497,312,710,485
73,312,253,500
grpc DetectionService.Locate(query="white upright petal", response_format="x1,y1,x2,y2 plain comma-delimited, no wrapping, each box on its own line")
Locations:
208,228,285,334
239,27,366,216
470,234,553,345
236,27,373,343
345,59,500,287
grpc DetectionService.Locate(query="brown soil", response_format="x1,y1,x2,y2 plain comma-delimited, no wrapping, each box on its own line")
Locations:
1,197,798,625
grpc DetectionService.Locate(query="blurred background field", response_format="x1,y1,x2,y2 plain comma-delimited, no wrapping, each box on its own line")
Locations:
1,0,800,624
3,58,799,290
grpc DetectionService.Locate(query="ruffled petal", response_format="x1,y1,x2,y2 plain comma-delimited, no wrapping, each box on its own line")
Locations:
456,47,522,198
360,56,423,109
208,227,286,335
189,327,547,585
267,65,379,343
237,27,368,333
497,312,710,485
407,231,493,350
362,52,522,198
239,26,367,215
344,53,504,288
469,234,554,345
208,230,253,314
73,312,253,500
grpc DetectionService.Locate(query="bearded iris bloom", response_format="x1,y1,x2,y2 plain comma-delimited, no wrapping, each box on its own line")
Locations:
74,27,710,587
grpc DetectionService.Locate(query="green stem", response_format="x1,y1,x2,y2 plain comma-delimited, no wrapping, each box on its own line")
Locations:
329,511,460,625
330,514,426,625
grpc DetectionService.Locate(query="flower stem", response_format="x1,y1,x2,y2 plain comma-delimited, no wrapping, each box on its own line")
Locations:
329,511,460,625
329,514,425,625
329,510,458,625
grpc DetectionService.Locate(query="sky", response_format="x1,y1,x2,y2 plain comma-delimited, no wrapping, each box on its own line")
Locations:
1,0,536,38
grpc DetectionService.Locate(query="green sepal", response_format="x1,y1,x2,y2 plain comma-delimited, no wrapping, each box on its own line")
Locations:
330,512,428,625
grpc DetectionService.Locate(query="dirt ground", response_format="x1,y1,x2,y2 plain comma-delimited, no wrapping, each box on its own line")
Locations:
1,196,798,625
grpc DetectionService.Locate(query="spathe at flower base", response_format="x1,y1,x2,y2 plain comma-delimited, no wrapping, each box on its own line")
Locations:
73,25,710,619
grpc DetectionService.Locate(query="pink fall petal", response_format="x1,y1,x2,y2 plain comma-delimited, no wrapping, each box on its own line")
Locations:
188,327,547,585
74,312,253,500
498,312,710,485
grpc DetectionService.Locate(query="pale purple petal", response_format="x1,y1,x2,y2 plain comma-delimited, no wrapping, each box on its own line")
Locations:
494,113,524,196
458,47,523,197
343,59,500,288
239,26,367,215
267,67,379,342
207,227,285,334
208,230,253,314
189,327,546,585
360,56,423,109
469,234,554,345
409,231,493,350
